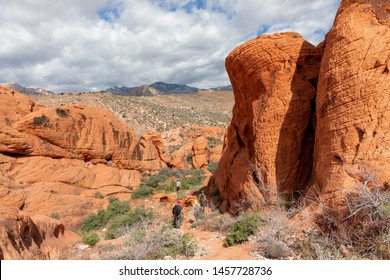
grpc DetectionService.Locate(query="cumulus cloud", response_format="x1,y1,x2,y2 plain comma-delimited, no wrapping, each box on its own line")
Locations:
0,0,340,92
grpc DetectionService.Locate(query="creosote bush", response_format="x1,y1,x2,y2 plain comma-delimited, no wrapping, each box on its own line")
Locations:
107,221,197,260
208,161,219,173
131,186,154,199
79,198,154,240
105,207,154,239
82,231,100,246
226,212,262,247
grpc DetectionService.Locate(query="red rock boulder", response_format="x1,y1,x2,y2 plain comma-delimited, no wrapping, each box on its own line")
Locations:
209,32,323,211
0,205,79,260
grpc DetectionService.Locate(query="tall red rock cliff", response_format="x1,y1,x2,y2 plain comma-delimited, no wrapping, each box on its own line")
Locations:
312,0,390,204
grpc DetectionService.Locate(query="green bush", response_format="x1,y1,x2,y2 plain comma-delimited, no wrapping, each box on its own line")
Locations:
226,212,261,247
207,136,223,148
148,228,197,259
83,231,100,246
50,212,60,220
141,168,180,190
208,162,219,173
164,181,176,193
95,191,104,199
181,169,205,190
131,186,154,199
80,209,107,232
105,200,131,219
140,168,205,194
105,207,154,239
80,199,131,232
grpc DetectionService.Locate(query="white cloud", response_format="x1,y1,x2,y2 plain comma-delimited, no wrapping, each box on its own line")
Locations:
0,0,340,92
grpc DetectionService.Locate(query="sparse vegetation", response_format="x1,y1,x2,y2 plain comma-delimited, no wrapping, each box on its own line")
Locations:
207,136,223,148
105,207,154,239
226,212,262,247
50,212,60,220
79,199,154,240
131,186,154,199
208,161,219,173
106,221,197,260
95,191,104,199
137,168,205,195
82,231,100,246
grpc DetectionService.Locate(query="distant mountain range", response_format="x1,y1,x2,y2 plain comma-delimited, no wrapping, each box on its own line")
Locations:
0,81,232,96
106,82,232,96
0,82,54,95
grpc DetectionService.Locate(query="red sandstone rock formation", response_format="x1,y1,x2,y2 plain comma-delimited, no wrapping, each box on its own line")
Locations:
0,153,140,228
11,105,138,166
209,0,390,212
132,131,171,171
312,0,390,205
192,136,208,169
209,32,323,211
0,205,79,260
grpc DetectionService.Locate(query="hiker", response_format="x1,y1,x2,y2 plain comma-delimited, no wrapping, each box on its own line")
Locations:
199,191,207,212
176,179,181,192
193,200,201,221
172,200,184,228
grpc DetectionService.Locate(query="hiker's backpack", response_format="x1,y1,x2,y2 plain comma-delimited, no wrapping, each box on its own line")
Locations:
173,204,182,216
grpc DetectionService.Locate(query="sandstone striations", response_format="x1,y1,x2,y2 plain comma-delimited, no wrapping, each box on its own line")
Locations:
209,33,323,211
0,205,79,259
312,0,390,204
209,0,390,212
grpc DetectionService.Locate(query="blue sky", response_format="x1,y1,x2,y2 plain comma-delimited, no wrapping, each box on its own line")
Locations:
0,0,341,92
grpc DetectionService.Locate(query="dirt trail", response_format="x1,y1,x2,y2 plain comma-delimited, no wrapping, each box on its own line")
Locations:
179,208,253,260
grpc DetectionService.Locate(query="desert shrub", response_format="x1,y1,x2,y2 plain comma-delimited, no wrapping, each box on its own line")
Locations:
80,209,107,232
206,136,223,148
138,168,205,196
105,207,154,239
313,184,390,259
208,162,219,173
211,213,235,232
146,228,197,259
186,153,193,164
80,199,132,232
264,238,287,259
226,212,261,246
50,212,60,220
95,191,104,199
164,181,176,193
141,168,179,189
108,222,197,260
131,186,154,199
181,169,204,190
82,231,100,246
105,199,131,219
